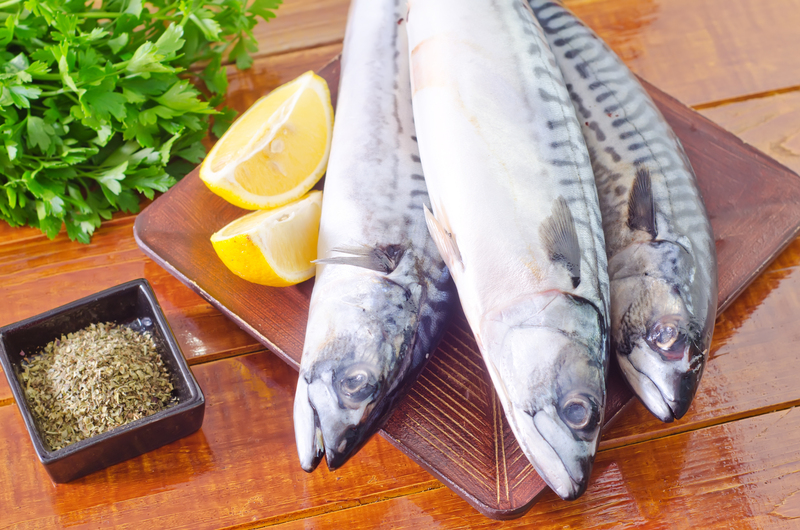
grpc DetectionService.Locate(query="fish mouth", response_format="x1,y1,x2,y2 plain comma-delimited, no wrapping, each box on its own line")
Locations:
321,425,371,471
507,406,593,501
617,341,705,422
617,353,676,422
294,375,387,472
536,429,590,501
299,419,376,473
294,377,325,472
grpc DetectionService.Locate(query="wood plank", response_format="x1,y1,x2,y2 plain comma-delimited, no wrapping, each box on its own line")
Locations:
0,351,435,529
565,0,800,107
0,367,11,404
0,218,261,363
601,234,800,449
246,0,800,108
0,211,136,248
250,0,349,58
700,90,800,176
271,406,800,529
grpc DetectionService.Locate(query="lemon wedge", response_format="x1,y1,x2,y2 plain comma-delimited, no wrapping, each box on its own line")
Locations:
210,191,323,286
200,71,333,210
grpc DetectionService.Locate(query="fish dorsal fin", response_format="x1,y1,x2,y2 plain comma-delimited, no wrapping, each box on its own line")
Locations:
627,166,657,239
314,244,405,273
423,205,463,271
540,196,581,288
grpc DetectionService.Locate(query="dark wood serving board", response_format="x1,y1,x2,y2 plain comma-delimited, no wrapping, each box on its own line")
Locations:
133,57,800,519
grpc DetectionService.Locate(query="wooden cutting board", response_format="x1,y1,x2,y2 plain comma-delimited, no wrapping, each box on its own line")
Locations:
133,57,800,519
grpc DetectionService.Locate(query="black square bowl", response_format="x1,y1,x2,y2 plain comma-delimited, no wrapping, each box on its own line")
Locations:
0,278,205,483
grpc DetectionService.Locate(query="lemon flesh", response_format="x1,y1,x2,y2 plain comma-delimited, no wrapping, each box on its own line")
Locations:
201,71,333,210
210,191,323,286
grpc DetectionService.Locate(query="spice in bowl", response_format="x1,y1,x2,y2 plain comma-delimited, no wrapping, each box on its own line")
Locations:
19,322,177,451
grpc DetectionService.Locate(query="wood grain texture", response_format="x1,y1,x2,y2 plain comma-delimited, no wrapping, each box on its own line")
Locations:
133,58,800,518
567,0,800,107
0,216,261,363
272,406,800,529
0,352,435,529
0,366,11,404
701,89,800,176
245,0,800,107
250,0,349,58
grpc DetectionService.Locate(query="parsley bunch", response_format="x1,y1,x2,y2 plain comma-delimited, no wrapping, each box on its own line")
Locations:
0,0,281,242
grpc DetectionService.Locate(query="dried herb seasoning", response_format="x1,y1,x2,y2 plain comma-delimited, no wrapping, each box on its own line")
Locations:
19,322,176,451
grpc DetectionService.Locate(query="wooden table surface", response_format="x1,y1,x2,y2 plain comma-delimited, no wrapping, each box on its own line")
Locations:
2,1,800,528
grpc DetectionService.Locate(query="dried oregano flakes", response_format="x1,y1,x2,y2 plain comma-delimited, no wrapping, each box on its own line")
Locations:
18,322,177,451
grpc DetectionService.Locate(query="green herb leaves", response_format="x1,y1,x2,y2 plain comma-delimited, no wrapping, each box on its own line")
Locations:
0,0,281,242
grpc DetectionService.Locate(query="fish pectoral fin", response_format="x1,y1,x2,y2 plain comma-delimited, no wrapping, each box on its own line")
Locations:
540,196,581,288
314,244,405,273
627,166,658,239
423,205,463,271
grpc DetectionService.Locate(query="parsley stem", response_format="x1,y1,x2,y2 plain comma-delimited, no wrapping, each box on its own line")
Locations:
0,0,21,9
30,73,62,80
39,61,131,95
70,11,123,18
39,88,68,96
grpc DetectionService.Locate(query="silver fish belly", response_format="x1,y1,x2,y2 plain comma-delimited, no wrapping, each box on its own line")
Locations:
530,0,718,422
407,0,609,500
293,0,453,472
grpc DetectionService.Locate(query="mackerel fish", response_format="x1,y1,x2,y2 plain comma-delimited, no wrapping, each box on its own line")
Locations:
293,0,454,472
530,0,717,422
407,0,609,500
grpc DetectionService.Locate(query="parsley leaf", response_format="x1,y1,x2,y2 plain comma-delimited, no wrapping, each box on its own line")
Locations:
1,0,283,242
155,80,213,114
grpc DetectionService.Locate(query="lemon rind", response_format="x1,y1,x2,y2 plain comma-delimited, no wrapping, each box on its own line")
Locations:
210,191,323,286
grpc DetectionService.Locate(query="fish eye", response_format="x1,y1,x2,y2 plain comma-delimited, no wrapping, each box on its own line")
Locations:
559,393,600,433
335,364,379,409
652,322,678,349
647,316,688,356
342,372,369,394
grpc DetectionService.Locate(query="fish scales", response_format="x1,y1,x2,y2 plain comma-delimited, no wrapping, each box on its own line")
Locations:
407,0,609,500
530,0,717,422
293,0,454,473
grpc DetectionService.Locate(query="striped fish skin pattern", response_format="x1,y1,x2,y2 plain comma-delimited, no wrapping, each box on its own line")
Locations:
293,0,454,473
530,0,718,422
407,0,609,500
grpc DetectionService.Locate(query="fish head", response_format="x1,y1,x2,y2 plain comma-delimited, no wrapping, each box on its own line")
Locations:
294,273,425,472
295,357,383,472
482,294,606,500
609,245,712,422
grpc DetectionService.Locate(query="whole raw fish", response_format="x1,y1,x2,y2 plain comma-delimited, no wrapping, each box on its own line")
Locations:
293,0,454,472
407,0,609,500
529,0,717,421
